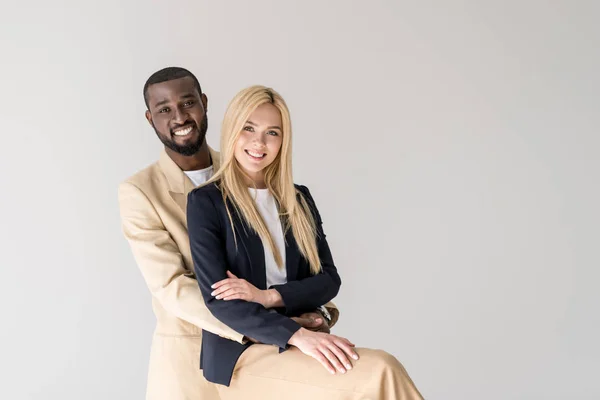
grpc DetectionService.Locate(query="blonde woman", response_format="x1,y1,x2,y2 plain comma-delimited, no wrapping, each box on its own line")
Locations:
187,86,423,399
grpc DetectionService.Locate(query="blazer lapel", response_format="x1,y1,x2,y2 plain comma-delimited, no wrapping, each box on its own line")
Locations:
159,147,221,217
231,207,268,290
284,225,301,281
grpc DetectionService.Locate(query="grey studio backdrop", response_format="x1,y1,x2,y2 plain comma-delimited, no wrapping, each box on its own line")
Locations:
1,1,598,399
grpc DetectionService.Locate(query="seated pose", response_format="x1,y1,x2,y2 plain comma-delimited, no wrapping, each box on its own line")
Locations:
187,85,423,400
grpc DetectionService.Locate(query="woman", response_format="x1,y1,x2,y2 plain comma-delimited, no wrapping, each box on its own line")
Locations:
187,86,423,399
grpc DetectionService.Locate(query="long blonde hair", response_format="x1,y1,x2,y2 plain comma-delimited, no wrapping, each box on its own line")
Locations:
206,85,321,275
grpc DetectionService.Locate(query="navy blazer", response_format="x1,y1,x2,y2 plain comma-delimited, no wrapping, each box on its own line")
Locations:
186,183,341,386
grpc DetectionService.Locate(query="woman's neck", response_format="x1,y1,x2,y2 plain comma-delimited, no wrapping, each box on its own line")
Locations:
242,170,267,189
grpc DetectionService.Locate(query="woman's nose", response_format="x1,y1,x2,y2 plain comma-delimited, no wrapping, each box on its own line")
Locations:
252,133,266,145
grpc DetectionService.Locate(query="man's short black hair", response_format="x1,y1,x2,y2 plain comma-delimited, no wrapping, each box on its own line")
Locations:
143,67,203,108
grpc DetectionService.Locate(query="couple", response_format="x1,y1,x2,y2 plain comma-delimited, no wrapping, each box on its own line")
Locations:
119,67,423,400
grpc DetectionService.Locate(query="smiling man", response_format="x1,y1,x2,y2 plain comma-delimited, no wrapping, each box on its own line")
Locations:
119,67,338,400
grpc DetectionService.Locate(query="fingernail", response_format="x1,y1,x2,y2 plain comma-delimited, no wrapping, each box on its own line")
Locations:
315,318,322,323
330,369,335,374
215,295,221,299
346,364,352,369
340,369,346,374
353,355,359,360
210,291,215,296
211,284,215,289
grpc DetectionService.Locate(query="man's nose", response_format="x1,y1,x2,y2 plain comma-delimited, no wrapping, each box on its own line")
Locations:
173,107,188,123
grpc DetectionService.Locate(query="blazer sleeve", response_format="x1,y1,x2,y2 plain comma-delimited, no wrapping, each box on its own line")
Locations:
270,185,342,315
117,182,245,343
187,187,301,349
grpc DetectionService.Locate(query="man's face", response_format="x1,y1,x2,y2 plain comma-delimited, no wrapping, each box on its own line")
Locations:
145,77,208,156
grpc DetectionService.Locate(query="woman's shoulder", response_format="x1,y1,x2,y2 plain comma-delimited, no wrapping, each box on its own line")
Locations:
294,183,314,200
294,183,319,209
188,181,223,203
187,182,227,222
294,183,322,223
294,183,309,195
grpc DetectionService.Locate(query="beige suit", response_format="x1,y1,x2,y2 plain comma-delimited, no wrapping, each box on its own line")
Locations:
118,149,422,400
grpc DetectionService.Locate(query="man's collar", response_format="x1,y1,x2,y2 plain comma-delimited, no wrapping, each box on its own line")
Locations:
158,146,220,194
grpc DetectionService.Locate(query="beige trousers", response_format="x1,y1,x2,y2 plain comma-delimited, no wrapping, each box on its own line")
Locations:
216,345,424,400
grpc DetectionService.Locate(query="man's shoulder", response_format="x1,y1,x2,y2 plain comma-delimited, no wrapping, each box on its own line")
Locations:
119,160,163,193
117,160,170,206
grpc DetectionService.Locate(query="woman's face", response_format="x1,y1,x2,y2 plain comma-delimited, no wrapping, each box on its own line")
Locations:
234,103,283,187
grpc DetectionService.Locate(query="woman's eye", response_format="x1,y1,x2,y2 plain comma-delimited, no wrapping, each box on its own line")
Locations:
267,130,279,136
243,126,254,132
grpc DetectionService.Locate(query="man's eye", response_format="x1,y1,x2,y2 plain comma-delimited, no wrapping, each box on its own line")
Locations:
243,126,254,132
183,101,195,107
159,108,169,113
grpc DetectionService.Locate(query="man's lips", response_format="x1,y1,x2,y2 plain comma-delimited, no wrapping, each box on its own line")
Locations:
172,124,196,136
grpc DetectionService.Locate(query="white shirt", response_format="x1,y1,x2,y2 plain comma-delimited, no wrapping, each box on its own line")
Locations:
248,188,287,288
184,165,214,187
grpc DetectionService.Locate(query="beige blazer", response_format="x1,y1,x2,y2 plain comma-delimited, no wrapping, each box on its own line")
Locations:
118,148,339,400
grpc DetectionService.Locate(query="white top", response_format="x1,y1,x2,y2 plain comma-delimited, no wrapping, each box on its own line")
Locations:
248,188,287,288
184,165,214,187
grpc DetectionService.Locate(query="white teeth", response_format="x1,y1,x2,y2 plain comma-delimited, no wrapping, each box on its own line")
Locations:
247,150,265,158
174,126,193,136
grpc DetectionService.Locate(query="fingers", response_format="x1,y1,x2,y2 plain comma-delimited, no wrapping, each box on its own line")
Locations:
211,278,234,289
222,293,244,301
296,313,324,329
312,350,336,374
215,288,245,300
303,313,324,327
291,316,323,329
337,336,355,347
211,281,245,297
333,337,359,361
211,275,243,289
326,342,352,371
291,316,310,325
320,346,347,374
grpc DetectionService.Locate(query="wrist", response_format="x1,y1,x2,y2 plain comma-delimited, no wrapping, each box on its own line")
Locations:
288,327,307,346
263,289,284,308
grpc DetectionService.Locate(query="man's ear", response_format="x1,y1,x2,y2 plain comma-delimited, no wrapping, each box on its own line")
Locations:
145,110,153,126
201,93,208,112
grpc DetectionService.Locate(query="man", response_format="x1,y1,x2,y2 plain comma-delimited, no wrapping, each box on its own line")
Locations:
118,67,423,399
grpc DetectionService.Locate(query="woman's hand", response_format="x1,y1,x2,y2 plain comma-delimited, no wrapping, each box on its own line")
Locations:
288,328,358,375
211,271,283,308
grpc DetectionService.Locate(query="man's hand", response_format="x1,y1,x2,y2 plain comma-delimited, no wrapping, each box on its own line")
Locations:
292,312,330,333
288,328,358,374
245,312,328,345
211,271,283,308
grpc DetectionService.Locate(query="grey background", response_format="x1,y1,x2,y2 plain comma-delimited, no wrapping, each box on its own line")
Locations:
1,1,598,399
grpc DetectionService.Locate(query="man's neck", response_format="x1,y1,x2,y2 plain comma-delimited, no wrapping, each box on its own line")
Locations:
165,143,212,171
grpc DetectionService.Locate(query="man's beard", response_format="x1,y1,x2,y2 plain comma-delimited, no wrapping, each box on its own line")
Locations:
154,115,208,156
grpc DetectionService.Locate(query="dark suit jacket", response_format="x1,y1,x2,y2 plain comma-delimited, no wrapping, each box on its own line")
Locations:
186,183,341,386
